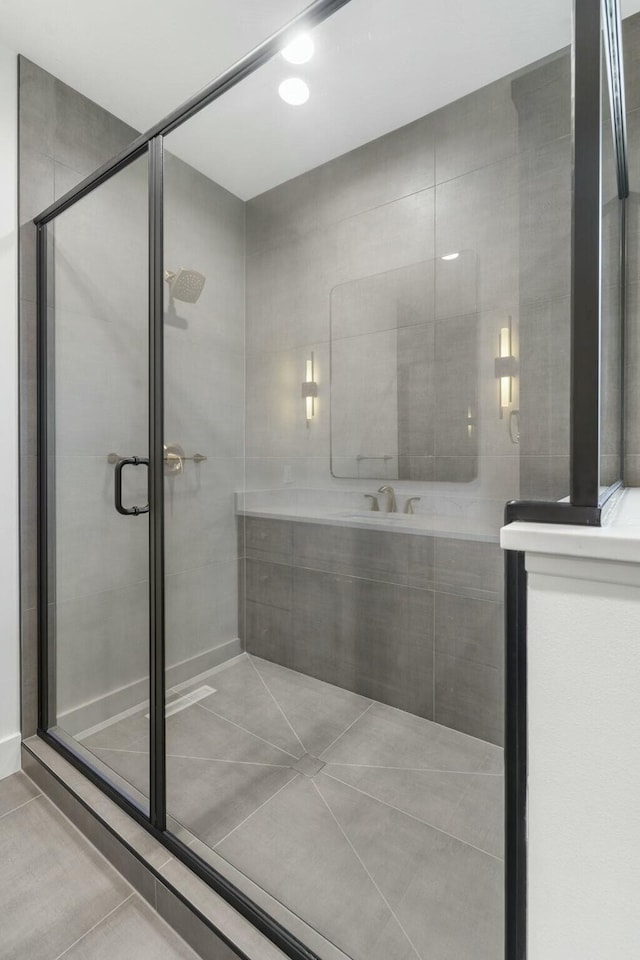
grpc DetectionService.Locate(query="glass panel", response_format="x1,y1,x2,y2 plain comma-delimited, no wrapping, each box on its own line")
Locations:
47,154,150,812
600,23,626,490
160,1,572,958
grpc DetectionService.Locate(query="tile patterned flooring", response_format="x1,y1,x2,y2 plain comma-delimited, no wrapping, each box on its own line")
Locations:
0,771,199,960
81,654,504,960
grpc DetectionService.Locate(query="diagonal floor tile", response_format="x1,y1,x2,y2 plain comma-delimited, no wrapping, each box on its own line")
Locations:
182,656,305,758
165,703,296,764
167,756,298,850
216,775,416,960
249,656,373,758
60,895,199,959
322,702,490,771
81,708,149,753
94,747,297,849
0,796,131,960
323,764,504,858
316,774,503,960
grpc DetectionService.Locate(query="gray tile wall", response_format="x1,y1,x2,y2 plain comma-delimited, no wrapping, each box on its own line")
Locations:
19,58,245,736
240,46,577,750
241,43,580,510
241,517,504,746
19,57,141,737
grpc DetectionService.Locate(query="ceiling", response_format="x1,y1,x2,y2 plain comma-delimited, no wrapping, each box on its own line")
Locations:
1,0,639,199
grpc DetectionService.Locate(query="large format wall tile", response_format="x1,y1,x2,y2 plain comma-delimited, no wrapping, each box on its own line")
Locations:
20,59,246,736
246,114,435,257
435,653,503,746
510,49,571,153
434,75,518,184
292,566,434,718
242,517,504,741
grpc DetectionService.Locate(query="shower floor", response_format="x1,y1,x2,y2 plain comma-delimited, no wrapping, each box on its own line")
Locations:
79,654,504,960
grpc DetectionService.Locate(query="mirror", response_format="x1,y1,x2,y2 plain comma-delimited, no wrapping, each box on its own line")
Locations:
330,252,479,480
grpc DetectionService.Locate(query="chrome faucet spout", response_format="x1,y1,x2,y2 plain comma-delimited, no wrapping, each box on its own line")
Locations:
377,485,397,513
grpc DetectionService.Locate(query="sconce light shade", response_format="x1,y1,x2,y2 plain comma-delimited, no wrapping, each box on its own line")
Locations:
302,353,318,425
495,320,518,416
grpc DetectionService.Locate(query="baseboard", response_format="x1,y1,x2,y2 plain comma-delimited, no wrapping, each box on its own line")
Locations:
0,731,21,779
58,638,243,736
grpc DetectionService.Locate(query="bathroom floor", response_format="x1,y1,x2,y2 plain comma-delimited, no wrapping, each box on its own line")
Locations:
0,770,199,960
79,654,504,960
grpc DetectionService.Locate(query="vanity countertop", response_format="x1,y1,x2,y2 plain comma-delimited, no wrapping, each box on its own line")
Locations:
237,501,499,542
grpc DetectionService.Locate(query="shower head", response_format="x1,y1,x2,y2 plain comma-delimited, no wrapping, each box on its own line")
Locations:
165,268,206,304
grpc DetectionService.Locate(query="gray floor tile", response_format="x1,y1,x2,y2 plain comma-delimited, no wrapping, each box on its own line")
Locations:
322,765,503,858
316,774,504,960
95,747,297,850
216,776,415,960
167,756,297,850
322,701,490,771
178,656,304,757
0,770,41,818
173,840,353,960
250,656,372,758
61,895,199,959
0,795,131,960
81,708,149,752
165,701,298,763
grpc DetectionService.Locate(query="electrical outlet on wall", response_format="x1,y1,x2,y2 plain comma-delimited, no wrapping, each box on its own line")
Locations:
283,465,293,484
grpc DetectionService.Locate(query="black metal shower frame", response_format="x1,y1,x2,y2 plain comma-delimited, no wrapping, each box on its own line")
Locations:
32,1,629,959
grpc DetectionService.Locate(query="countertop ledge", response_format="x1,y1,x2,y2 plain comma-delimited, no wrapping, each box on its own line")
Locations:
500,488,640,563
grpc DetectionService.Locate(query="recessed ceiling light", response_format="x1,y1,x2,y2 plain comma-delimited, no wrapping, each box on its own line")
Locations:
278,78,310,106
441,252,460,261
281,33,315,64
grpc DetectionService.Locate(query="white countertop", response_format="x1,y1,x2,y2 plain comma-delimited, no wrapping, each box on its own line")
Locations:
500,487,640,562
238,501,499,542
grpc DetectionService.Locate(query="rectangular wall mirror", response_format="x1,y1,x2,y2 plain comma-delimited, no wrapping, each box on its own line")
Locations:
330,252,479,481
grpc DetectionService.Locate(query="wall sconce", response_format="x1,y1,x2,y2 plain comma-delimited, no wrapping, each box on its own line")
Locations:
302,352,318,426
494,318,518,418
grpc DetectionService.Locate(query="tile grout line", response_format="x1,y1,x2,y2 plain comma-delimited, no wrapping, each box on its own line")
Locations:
320,770,503,863
93,745,291,768
246,655,309,755
195,700,301,761
311,779,423,960
213,773,299,851
324,762,503,775
51,892,136,960
317,701,374,760
0,793,41,821
166,754,292,768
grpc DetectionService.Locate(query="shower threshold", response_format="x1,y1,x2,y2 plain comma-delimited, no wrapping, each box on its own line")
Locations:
68,654,505,960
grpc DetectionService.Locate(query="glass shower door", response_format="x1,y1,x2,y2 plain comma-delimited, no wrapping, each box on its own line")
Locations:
44,153,152,811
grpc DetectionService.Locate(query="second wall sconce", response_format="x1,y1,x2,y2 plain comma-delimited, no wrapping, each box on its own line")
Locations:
494,318,518,417
302,352,318,426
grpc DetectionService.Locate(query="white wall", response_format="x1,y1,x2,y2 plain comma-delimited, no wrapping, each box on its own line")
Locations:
526,552,640,959
0,40,20,778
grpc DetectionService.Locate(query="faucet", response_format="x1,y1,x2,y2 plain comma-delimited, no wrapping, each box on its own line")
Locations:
378,485,397,513
404,496,421,514
364,494,380,511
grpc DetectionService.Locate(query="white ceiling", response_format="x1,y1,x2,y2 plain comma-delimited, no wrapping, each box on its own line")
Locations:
1,0,639,199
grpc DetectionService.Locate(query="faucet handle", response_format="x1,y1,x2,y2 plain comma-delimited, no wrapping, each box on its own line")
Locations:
404,496,421,515
364,494,380,512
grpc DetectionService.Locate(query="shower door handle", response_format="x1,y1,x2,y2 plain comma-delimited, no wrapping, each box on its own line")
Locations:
114,456,149,516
